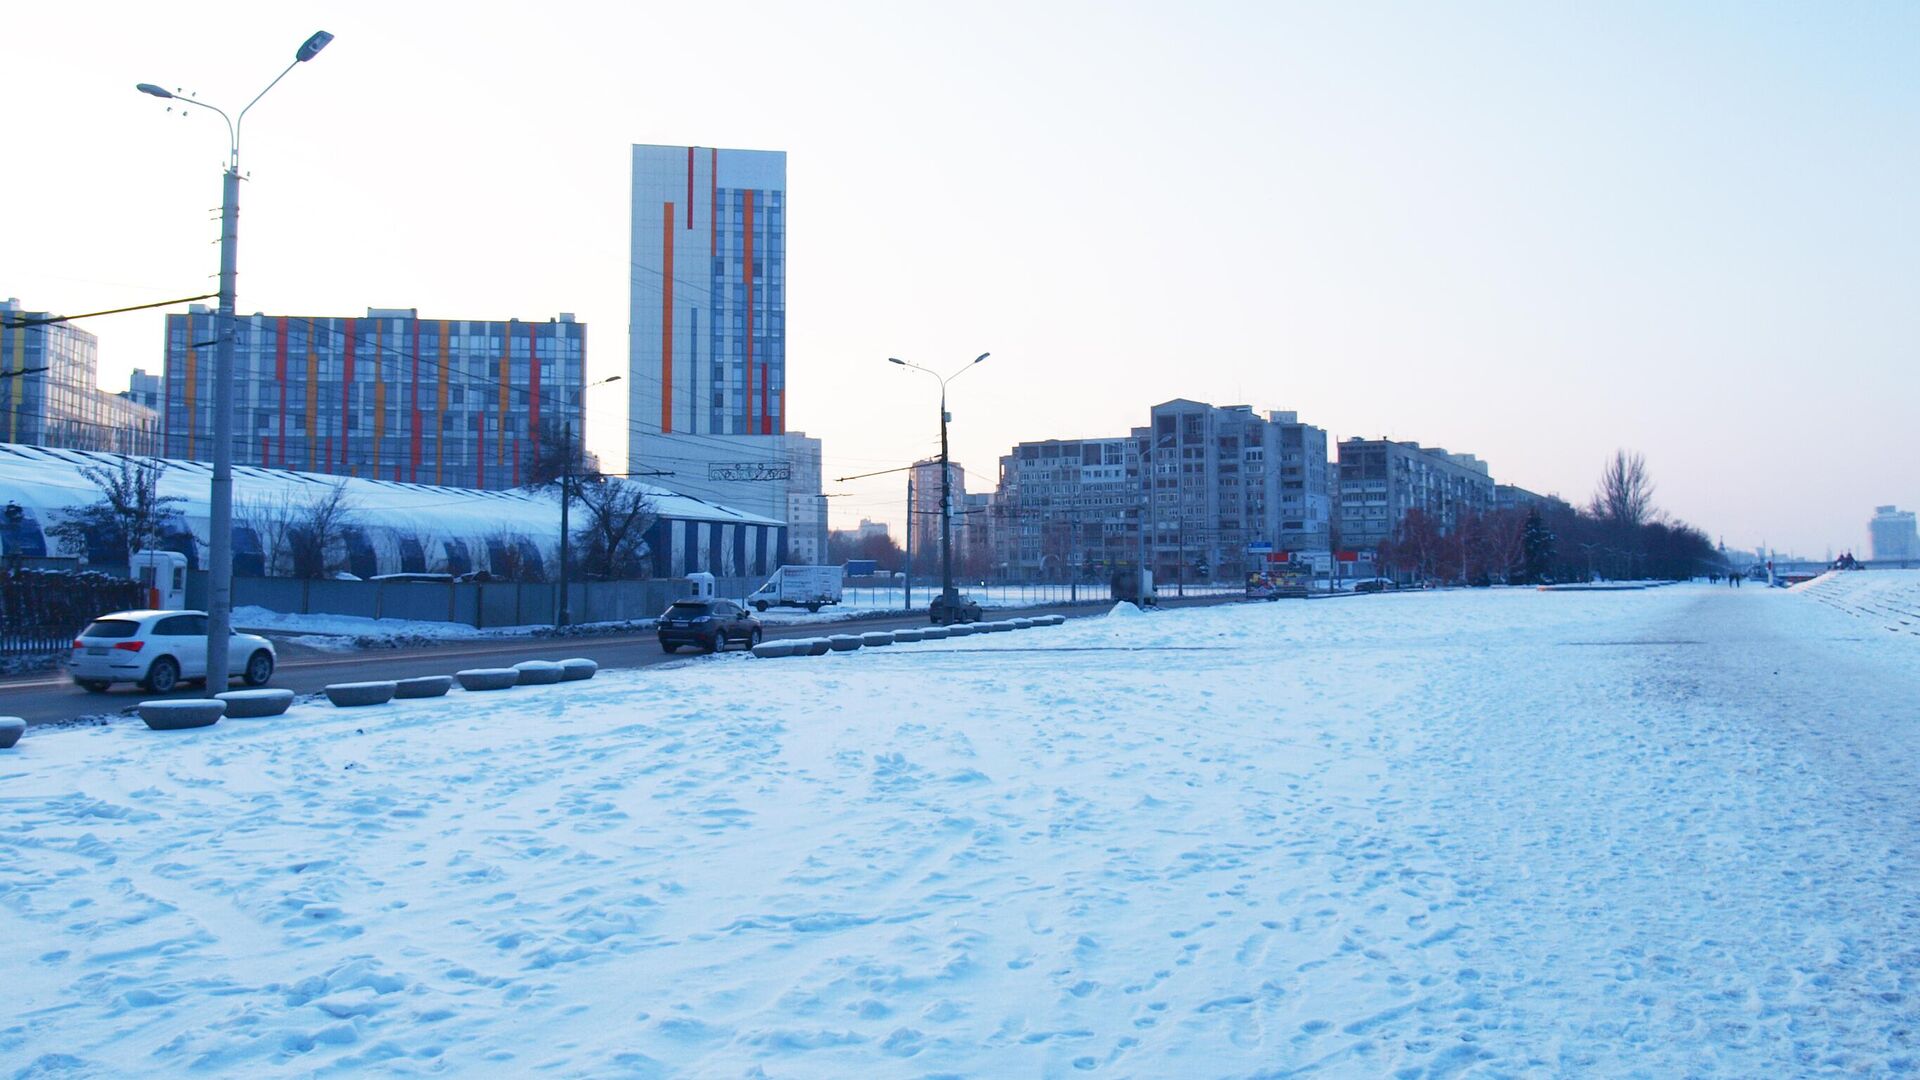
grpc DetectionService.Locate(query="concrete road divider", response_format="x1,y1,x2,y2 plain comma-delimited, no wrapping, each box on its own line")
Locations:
946,624,978,637
1010,618,1035,629
456,668,520,691
324,681,397,708
919,626,951,640
860,631,896,647
800,637,833,656
215,688,295,717
138,700,225,730
827,634,863,653
893,628,925,643
0,717,23,749
751,640,799,659
512,661,566,686
558,658,598,681
393,676,454,699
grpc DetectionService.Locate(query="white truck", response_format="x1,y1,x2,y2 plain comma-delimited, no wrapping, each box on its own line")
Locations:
747,565,843,612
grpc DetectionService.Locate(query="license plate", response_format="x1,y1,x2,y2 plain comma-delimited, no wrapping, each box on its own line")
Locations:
87,647,108,656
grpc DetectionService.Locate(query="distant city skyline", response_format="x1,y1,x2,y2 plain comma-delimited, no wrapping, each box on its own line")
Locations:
2,2,1913,557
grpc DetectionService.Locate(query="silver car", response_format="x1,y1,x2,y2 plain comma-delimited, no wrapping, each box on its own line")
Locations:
69,610,277,694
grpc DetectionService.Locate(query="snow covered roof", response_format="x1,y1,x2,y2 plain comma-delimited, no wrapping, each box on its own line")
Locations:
0,443,782,532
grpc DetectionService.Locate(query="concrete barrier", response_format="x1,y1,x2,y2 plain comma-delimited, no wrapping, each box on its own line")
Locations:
558,658,598,681
827,634,863,653
800,637,833,656
456,668,520,692
0,717,23,749
139,700,225,730
325,681,397,708
513,661,566,686
859,631,896,647
1010,618,1035,629
893,628,925,643
945,623,977,637
751,640,798,659
919,626,951,640
393,676,454,699
216,689,295,718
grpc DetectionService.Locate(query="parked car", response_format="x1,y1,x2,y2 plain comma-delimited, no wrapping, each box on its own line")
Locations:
657,599,763,654
68,610,277,693
1351,578,1396,594
928,591,983,626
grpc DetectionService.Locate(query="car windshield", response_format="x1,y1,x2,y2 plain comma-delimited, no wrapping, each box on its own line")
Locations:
667,602,712,616
79,619,140,639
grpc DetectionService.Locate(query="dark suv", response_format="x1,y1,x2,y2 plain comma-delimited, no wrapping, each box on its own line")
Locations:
658,599,763,654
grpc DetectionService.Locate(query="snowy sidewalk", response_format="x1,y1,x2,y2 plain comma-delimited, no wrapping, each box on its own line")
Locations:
2,585,1915,1076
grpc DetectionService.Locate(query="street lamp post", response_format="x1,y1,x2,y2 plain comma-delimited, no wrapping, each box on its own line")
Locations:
889,353,988,622
138,30,332,697
557,374,620,627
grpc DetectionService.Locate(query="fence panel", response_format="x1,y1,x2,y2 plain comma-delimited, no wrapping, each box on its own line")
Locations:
1,569,145,657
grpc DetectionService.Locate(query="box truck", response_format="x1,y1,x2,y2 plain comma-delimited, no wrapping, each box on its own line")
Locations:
747,565,844,612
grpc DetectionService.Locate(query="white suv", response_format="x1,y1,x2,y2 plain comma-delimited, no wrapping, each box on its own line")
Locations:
69,610,277,694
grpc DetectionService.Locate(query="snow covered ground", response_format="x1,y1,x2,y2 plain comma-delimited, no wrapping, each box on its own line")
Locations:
4,584,1917,1076
1792,568,1920,640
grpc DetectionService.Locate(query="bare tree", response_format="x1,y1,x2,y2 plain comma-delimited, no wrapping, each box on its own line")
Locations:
47,457,186,566
236,488,303,577
572,479,657,580
287,483,357,579
1590,450,1656,532
521,417,595,491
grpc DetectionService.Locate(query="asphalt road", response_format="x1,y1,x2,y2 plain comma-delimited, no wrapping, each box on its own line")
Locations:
1,595,1239,728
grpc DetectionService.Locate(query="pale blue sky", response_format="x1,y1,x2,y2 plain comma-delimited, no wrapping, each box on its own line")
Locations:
2,2,1913,556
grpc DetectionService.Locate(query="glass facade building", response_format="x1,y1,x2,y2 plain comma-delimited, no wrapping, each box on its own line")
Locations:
1,298,161,456
160,306,585,489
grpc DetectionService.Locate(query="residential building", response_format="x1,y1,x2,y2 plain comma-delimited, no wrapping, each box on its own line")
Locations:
909,458,968,561
122,367,163,412
1869,505,1918,561
1,298,160,456
1336,437,1497,551
1268,410,1333,556
160,306,585,489
628,144,807,530
995,435,1138,580
1495,483,1573,516
780,432,826,566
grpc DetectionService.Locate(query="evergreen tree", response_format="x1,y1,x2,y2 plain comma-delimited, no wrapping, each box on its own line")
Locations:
1521,506,1556,583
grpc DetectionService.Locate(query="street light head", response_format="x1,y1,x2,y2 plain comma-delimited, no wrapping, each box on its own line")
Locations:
603,374,622,384
136,83,175,99
296,30,334,63
887,357,906,366
974,352,990,364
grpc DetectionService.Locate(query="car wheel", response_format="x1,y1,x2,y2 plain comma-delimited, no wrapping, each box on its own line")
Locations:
244,650,274,687
145,656,180,694
753,601,768,612
76,679,111,693
704,632,723,654
806,603,821,613
660,641,678,654
749,629,762,646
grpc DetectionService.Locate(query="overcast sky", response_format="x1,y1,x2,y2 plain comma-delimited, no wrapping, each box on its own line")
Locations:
3,1,1913,557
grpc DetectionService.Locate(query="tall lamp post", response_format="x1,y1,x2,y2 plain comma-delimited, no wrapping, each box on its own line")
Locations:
889,352,988,622
137,30,333,696
557,374,621,627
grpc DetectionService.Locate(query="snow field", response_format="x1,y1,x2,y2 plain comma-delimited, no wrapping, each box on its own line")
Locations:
2,585,1917,1076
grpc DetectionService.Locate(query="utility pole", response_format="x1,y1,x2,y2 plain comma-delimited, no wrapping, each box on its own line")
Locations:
888,352,988,623
138,31,332,699
904,471,914,612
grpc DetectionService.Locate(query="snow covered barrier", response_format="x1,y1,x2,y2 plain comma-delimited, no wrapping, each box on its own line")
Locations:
393,676,454,699
214,689,294,718
137,700,224,730
558,658,598,681
859,631,896,647
750,640,798,659
945,623,978,637
919,626,951,640
323,681,397,708
0,717,23,749
512,661,566,686
893,628,926,643
456,668,519,691
1010,617,1035,629
827,634,863,653
800,637,833,656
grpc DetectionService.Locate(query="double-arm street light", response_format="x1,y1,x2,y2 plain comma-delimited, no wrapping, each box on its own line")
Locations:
556,374,621,627
137,30,332,696
888,352,988,623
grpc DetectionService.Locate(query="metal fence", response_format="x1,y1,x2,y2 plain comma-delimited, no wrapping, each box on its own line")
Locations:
216,574,767,631
1,568,144,656
840,580,1242,612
